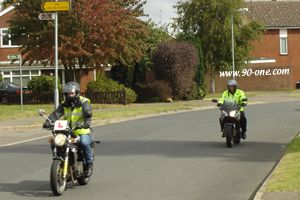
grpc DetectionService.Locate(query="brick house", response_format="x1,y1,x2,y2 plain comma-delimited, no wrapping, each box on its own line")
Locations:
0,3,96,91
209,0,300,92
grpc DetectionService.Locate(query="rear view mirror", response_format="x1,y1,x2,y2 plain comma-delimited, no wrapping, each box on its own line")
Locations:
38,109,46,117
212,99,218,103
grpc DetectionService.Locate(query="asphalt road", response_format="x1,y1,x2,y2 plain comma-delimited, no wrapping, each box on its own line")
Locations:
0,101,300,200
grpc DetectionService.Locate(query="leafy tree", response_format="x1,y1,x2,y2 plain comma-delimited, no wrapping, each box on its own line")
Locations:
174,0,264,92
133,22,172,84
110,63,135,87
2,0,15,9
8,0,149,71
153,41,199,100
177,33,206,98
110,21,171,90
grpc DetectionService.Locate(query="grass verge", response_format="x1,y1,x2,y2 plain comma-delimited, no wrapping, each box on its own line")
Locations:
265,134,300,192
1,90,300,122
0,101,212,122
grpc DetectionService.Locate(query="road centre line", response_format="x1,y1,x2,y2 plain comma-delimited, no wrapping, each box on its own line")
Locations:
0,135,49,148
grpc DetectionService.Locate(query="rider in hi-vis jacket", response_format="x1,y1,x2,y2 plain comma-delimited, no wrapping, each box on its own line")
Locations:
218,79,248,139
43,81,93,177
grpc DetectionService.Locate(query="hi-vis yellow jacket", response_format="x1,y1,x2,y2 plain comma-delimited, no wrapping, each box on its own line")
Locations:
48,96,92,135
218,89,247,111
63,96,91,135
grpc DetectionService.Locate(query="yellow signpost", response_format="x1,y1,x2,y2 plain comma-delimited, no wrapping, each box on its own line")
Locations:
40,1,70,107
41,1,70,12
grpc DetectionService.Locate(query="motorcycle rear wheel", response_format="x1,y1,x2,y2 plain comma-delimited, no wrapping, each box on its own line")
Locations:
50,160,66,196
225,126,233,148
77,163,92,185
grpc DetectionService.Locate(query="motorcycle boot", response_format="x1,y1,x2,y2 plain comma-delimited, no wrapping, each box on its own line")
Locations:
240,112,247,140
241,131,247,140
219,118,225,137
85,162,93,177
222,132,225,138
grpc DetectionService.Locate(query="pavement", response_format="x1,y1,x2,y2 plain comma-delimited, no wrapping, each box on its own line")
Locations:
1,91,300,200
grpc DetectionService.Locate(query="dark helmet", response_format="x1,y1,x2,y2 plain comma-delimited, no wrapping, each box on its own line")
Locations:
63,82,80,103
63,81,80,94
227,79,237,90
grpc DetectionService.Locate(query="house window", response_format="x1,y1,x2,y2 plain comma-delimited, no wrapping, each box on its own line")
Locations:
2,70,41,86
0,28,19,48
279,29,288,55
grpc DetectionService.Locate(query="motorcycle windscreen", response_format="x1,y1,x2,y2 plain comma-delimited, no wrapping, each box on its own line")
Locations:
222,99,239,113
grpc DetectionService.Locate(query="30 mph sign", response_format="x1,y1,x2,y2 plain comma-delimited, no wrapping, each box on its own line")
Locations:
41,1,70,12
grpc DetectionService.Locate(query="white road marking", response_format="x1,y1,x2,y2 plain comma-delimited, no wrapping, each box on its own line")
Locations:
0,135,49,147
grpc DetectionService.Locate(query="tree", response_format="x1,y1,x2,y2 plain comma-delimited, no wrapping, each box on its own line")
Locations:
133,22,172,84
8,0,149,73
109,21,171,88
174,0,264,92
177,33,206,98
2,0,15,9
153,41,199,100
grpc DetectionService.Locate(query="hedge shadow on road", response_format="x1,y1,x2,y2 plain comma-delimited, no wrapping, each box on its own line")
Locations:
95,140,284,162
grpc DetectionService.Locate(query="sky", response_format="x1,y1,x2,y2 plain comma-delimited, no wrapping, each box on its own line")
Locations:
143,0,178,26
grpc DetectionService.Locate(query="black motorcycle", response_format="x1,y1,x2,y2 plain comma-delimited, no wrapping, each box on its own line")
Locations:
39,109,99,196
212,98,247,148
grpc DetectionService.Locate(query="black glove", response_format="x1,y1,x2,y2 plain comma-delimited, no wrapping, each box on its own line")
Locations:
83,123,90,129
240,102,247,107
217,103,222,107
43,120,51,129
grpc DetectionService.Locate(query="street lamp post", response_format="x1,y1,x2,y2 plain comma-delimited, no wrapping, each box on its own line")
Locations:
54,0,59,109
231,8,248,80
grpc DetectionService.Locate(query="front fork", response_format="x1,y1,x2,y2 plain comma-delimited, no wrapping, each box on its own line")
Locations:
63,147,70,179
52,146,70,180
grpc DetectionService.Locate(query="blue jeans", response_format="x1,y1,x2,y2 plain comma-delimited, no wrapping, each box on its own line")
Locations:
79,134,93,164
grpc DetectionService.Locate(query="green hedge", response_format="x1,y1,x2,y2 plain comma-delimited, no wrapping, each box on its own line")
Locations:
27,75,62,95
87,73,137,103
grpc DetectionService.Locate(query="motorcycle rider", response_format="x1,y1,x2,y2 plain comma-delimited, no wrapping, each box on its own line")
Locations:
43,81,93,177
217,79,248,139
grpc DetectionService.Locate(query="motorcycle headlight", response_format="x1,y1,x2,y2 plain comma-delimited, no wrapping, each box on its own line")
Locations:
54,134,67,147
229,111,237,117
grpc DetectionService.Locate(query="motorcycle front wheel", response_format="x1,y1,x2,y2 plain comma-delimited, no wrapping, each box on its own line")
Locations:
225,126,234,148
50,160,67,196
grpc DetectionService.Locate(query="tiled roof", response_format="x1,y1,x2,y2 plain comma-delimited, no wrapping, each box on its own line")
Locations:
244,1,300,28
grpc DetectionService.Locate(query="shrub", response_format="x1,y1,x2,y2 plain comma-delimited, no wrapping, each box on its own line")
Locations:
185,83,206,101
135,80,172,102
87,72,137,103
153,41,199,100
124,87,137,104
27,75,61,95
